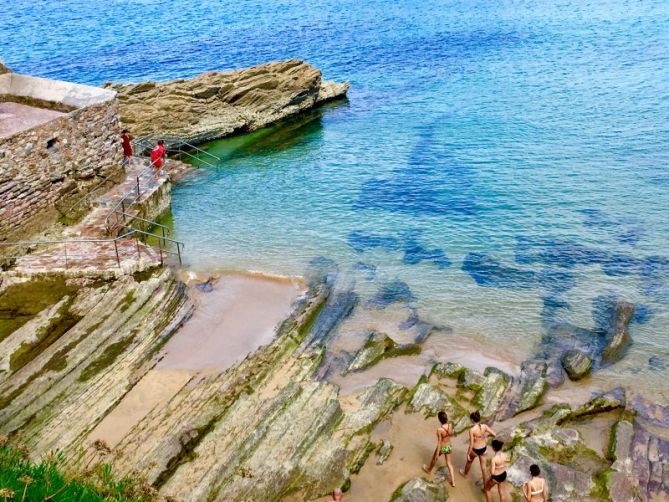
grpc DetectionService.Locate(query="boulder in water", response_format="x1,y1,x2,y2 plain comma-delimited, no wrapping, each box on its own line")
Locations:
601,301,635,364
561,350,592,381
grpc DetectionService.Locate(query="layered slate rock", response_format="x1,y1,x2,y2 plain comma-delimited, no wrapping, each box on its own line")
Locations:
391,478,448,502
0,269,192,454
346,332,420,373
109,60,349,146
561,350,592,381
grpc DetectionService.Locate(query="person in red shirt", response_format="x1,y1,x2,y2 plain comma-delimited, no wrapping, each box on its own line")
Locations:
120,129,133,166
150,140,166,176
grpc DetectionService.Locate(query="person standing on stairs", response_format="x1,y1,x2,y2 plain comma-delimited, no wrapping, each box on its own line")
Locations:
120,129,133,166
151,139,166,177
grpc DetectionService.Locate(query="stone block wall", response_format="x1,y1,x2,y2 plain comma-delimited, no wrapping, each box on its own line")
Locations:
0,99,123,237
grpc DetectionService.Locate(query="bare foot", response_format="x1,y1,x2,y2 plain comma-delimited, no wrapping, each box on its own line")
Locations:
450,480,456,487
422,464,431,475
459,468,467,478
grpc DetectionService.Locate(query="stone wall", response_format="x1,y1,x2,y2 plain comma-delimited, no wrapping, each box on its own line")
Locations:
0,99,123,237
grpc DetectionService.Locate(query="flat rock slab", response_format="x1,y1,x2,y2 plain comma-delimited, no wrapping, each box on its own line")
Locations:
0,101,64,138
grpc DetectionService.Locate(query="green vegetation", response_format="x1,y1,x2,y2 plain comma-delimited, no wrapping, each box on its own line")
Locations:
0,437,157,501
78,336,135,382
0,277,77,344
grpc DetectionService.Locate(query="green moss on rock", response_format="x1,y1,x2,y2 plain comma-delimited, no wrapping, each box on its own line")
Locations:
78,335,136,382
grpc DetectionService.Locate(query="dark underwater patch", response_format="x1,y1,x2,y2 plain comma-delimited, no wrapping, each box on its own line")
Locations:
347,230,401,252
402,237,452,269
368,279,415,308
462,252,536,289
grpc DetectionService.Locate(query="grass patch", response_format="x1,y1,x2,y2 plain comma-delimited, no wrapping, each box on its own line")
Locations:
0,438,157,501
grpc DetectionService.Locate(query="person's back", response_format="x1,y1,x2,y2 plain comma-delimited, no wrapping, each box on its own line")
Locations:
151,141,165,169
523,465,548,501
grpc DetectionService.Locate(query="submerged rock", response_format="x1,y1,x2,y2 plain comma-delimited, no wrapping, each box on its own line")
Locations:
110,59,349,146
601,301,635,364
368,279,415,309
390,477,447,502
307,290,359,346
561,350,592,381
346,332,420,373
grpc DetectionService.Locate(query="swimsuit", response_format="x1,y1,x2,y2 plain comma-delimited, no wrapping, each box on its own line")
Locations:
472,446,487,456
530,479,544,496
439,424,453,455
491,471,507,483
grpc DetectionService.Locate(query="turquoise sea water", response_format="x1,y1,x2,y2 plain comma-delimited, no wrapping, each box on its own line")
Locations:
2,0,669,391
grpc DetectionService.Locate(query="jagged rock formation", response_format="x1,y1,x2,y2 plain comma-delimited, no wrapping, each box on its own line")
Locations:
391,477,447,502
108,59,349,146
0,61,11,74
0,269,192,453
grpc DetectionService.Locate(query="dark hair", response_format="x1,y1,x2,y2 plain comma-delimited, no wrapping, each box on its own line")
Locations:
530,464,541,477
438,411,448,424
492,439,504,452
122,129,128,134
470,410,481,423
157,139,165,145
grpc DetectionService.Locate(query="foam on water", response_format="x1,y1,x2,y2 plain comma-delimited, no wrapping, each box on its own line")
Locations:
3,0,669,393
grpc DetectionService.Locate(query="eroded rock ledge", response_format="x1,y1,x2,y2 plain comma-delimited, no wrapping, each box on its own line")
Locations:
107,59,349,146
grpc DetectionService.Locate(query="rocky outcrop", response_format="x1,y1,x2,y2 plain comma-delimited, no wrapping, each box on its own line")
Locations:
346,332,420,373
561,349,592,380
109,60,349,147
391,478,447,502
601,301,634,364
0,61,11,75
0,269,192,452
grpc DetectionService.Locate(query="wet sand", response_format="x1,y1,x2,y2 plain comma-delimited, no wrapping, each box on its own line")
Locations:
159,272,305,371
88,369,193,448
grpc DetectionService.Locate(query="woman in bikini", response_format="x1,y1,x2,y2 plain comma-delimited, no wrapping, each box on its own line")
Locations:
523,464,548,501
422,411,456,487
484,439,508,502
460,410,496,483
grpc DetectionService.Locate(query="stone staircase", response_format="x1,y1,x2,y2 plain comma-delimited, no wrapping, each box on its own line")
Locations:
5,157,187,276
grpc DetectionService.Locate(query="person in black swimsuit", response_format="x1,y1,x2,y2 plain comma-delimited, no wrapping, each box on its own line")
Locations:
484,439,508,502
460,410,496,484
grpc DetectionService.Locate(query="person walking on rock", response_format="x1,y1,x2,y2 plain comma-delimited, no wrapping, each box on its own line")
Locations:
422,410,456,487
460,410,496,484
120,129,133,166
483,439,508,502
523,464,548,501
151,140,166,176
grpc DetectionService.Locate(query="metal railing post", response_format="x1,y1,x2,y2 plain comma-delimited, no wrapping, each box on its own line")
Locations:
161,226,166,248
177,243,182,265
136,175,141,199
135,235,141,263
121,200,126,222
64,242,68,269
114,240,121,268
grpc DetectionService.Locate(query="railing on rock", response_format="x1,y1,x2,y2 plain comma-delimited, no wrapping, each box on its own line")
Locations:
0,228,184,269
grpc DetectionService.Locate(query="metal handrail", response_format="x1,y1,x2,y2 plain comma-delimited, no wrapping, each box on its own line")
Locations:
104,157,164,233
0,228,185,268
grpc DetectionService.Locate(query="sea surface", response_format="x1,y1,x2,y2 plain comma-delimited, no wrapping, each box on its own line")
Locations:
2,0,669,393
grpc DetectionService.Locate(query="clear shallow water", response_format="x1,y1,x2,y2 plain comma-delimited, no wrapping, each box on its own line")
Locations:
3,0,669,392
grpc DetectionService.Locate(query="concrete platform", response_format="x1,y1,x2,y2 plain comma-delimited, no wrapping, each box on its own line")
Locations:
0,101,65,138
